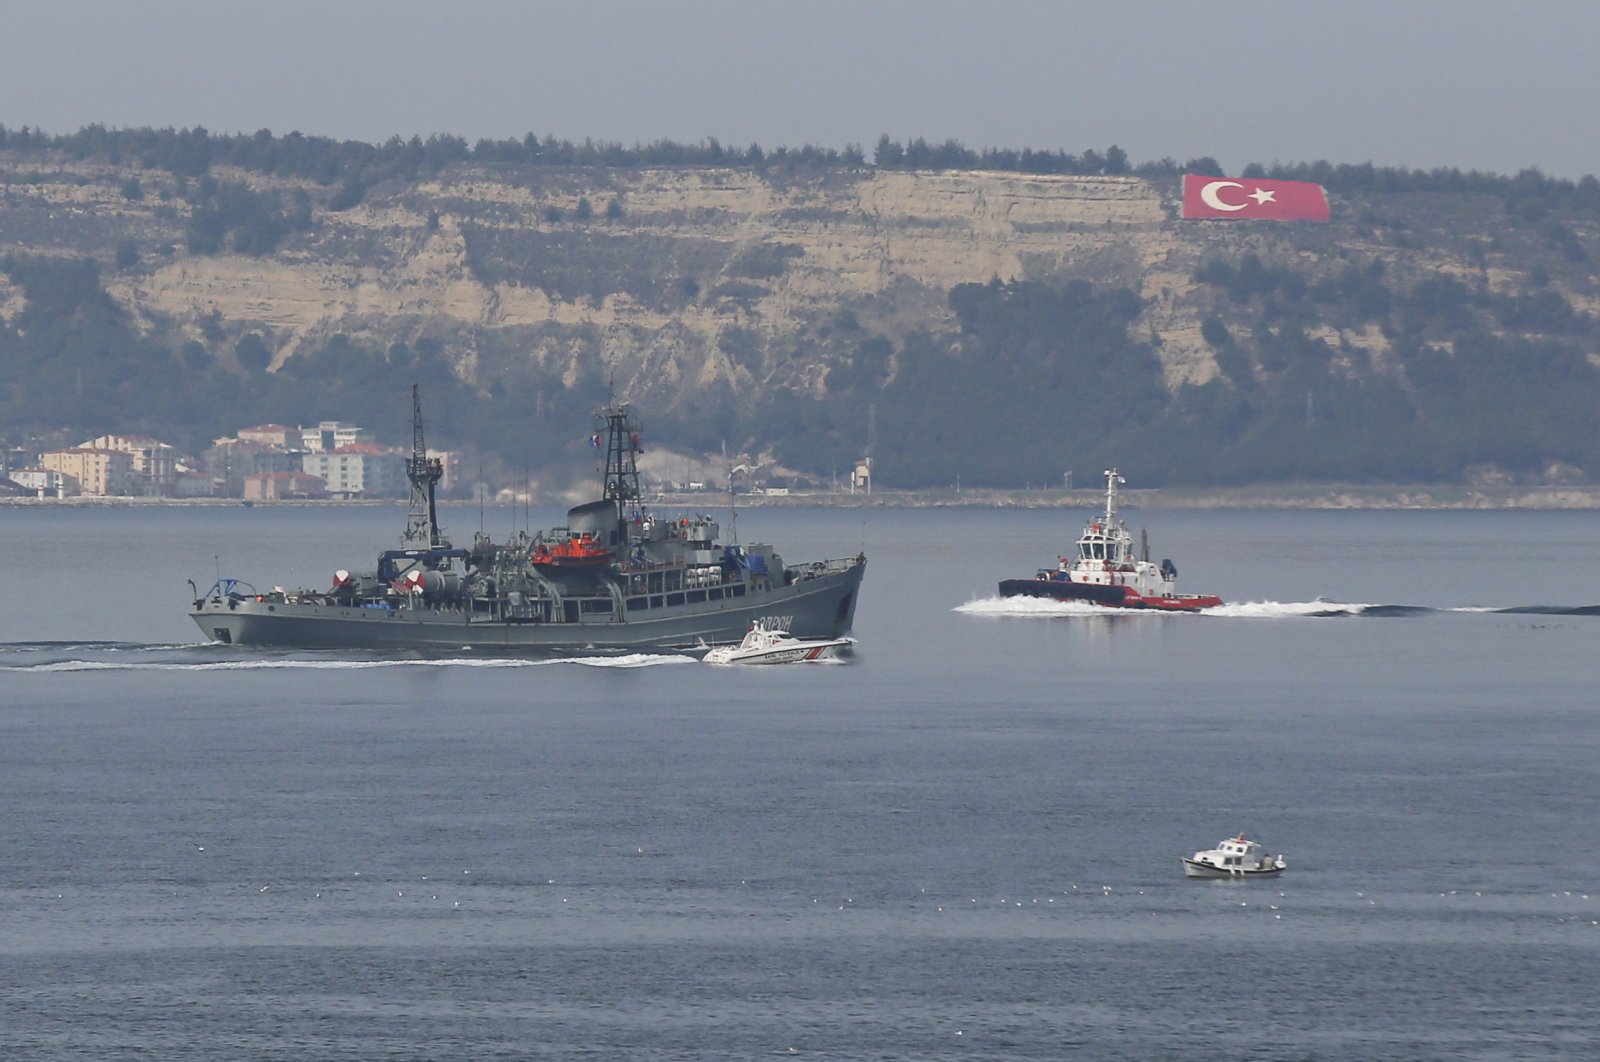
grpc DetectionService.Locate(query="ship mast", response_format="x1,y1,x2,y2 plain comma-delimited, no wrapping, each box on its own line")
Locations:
598,401,642,511
403,384,447,548
1100,468,1132,565
1102,467,1125,527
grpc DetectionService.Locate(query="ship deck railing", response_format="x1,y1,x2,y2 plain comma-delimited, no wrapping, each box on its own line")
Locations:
793,556,865,580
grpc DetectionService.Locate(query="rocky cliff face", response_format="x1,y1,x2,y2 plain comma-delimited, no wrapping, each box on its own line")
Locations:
0,163,1199,395
1,156,1591,413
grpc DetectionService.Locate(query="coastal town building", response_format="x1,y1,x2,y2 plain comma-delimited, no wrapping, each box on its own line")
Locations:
243,471,329,501
172,469,218,498
301,443,405,497
299,421,370,453
204,439,307,496
10,417,432,501
236,424,298,448
41,447,135,497
851,457,873,494
85,434,180,496
8,467,71,498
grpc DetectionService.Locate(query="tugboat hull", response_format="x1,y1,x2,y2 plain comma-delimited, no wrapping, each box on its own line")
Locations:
998,578,1222,612
998,577,1126,607
996,468,1222,612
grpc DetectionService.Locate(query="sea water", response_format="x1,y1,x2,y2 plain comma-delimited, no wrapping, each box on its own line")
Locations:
2,504,1598,1059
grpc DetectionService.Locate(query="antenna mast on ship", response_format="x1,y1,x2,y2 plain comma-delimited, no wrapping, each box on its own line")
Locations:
598,398,642,511
724,440,741,546
403,384,447,548
1102,468,1124,527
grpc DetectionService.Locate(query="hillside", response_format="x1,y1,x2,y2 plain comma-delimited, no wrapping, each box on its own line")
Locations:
3,129,1600,489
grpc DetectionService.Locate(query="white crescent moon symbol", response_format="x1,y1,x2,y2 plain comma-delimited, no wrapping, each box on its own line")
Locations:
1200,180,1247,212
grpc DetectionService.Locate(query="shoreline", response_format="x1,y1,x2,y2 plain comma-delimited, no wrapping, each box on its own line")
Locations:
10,484,1600,510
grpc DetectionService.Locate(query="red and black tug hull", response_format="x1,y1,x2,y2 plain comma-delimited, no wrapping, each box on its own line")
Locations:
998,578,1222,612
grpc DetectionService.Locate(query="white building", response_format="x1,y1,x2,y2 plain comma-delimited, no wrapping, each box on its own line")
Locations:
301,443,405,497
852,457,872,494
236,424,298,448
9,467,71,498
299,421,370,453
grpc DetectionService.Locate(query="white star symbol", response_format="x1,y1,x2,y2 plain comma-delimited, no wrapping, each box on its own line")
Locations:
1248,187,1277,205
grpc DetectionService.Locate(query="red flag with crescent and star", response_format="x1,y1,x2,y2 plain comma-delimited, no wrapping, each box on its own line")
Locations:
1181,174,1330,222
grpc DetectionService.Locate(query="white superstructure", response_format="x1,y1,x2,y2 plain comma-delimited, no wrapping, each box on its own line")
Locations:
702,621,854,664
1050,469,1181,598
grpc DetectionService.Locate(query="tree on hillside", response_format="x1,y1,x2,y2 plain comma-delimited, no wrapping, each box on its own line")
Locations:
235,332,271,373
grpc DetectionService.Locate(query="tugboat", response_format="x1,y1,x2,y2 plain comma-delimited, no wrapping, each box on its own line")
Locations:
190,387,866,652
1182,835,1287,878
997,469,1222,611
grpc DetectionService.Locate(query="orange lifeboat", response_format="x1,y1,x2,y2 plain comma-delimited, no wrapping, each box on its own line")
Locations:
532,532,614,568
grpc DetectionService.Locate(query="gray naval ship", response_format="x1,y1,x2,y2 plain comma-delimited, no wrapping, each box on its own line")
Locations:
190,389,865,653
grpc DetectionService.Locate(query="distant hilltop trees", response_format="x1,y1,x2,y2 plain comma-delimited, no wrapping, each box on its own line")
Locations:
2,124,1598,219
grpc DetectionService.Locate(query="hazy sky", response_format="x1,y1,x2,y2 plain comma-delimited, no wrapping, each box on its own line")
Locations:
5,0,1597,179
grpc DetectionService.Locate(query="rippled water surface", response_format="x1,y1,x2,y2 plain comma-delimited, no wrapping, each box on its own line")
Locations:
3,504,1599,1058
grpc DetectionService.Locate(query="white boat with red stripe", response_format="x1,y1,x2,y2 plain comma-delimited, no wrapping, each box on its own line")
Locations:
702,620,854,664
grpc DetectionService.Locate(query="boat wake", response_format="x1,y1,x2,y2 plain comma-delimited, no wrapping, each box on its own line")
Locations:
1207,600,1436,619
957,597,1600,620
0,643,697,673
0,640,211,654
955,596,1153,618
1496,604,1600,616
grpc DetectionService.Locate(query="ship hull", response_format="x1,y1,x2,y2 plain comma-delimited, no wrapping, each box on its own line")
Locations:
998,578,1222,612
1181,858,1284,879
194,561,864,652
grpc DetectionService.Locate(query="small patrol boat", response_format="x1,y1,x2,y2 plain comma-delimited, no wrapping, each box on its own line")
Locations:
1182,835,1287,878
702,621,854,664
998,468,1223,611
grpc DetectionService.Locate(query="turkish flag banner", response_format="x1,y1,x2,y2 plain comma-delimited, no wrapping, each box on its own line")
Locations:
1181,174,1330,222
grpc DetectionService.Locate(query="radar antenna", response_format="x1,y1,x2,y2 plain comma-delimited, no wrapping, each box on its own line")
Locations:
403,384,447,547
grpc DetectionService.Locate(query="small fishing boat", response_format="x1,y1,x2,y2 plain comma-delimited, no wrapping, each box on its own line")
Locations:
1182,835,1287,878
702,622,854,664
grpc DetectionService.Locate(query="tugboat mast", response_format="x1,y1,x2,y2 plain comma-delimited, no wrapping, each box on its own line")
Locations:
1102,468,1125,527
403,384,447,547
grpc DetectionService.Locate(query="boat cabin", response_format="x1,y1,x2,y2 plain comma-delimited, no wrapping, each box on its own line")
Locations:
1212,836,1262,868
1077,520,1130,565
